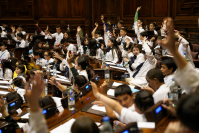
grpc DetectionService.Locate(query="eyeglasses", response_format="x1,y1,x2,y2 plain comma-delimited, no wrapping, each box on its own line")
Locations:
44,55,49,57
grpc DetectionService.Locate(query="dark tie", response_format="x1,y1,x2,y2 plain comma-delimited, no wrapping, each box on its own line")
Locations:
132,62,144,78
106,47,111,53
16,42,21,47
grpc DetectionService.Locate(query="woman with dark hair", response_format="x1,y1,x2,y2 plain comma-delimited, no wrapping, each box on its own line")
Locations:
63,31,72,40
39,96,56,108
88,39,98,57
33,39,43,52
71,116,99,133
26,34,38,55
1,59,12,80
104,24,119,63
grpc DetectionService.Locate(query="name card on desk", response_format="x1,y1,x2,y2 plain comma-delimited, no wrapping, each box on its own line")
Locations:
21,113,30,119
55,78,71,85
91,105,106,112
0,81,10,85
105,62,116,66
112,82,123,87
0,91,9,95
110,66,127,71
107,89,115,96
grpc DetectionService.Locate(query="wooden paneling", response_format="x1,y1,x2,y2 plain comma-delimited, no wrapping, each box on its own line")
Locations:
0,0,198,36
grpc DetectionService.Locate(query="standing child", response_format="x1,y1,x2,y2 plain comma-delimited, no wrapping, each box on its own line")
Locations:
48,25,63,47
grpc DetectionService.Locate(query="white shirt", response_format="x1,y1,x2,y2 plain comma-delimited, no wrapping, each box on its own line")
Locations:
153,30,158,35
27,110,48,133
67,44,75,52
4,68,12,80
11,34,27,48
178,37,195,67
15,31,26,36
174,63,199,94
164,74,174,87
116,35,133,52
130,53,145,71
96,36,103,42
153,84,170,104
134,21,145,44
0,26,5,31
61,59,73,81
45,58,54,66
0,31,7,38
129,41,157,87
96,48,103,59
104,32,119,63
114,104,135,122
0,50,10,60
79,70,89,81
52,32,64,44
119,108,146,124
36,58,46,68
40,31,52,39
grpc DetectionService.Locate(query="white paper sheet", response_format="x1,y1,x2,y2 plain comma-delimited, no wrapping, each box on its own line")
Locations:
55,78,71,84
21,113,30,119
112,82,123,87
105,62,116,66
107,89,115,96
137,122,155,129
110,65,127,70
50,70,61,74
0,91,9,95
0,81,10,84
17,122,27,128
57,75,68,79
91,105,106,112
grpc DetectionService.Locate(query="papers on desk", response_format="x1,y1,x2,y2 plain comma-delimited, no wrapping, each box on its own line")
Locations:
55,78,71,84
50,70,61,74
0,85,9,89
17,122,27,128
50,118,101,133
0,81,10,85
21,113,30,119
52,97,64,112
112,82,123,87
105,62,116,66
107,89,115,96
110,65,127,71
137,122,155,129
91,105,106,112
0,90,9,95
56,75,68,79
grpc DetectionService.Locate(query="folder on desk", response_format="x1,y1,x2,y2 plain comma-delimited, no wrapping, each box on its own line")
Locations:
81,100,106,117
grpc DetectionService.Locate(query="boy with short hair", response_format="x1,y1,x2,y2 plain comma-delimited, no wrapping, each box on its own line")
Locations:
0,21,8,31
144,68,170,104
116,28,133,52
0,42,10,60
10,26,27,48
117,20,124,29
161,58,177,86
48,25,63,46
15,25,26,35
93,84,135,121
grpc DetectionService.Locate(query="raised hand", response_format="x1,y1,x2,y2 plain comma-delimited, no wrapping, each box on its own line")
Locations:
46,25,49,31
25,71,45,112
156,18,176,54
95,22,98,27
10,26,15,32
99,81,109,95
91,81,100,98
77,26,81,33
137,6,141,11
0,96,8,117
103,24,106,32
67,53,74,64
150,37,155,42
142,36,148,44
26,34,29,40
101,15,104,21
35,23,39,27
49,77,56,86
8,86,15,92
